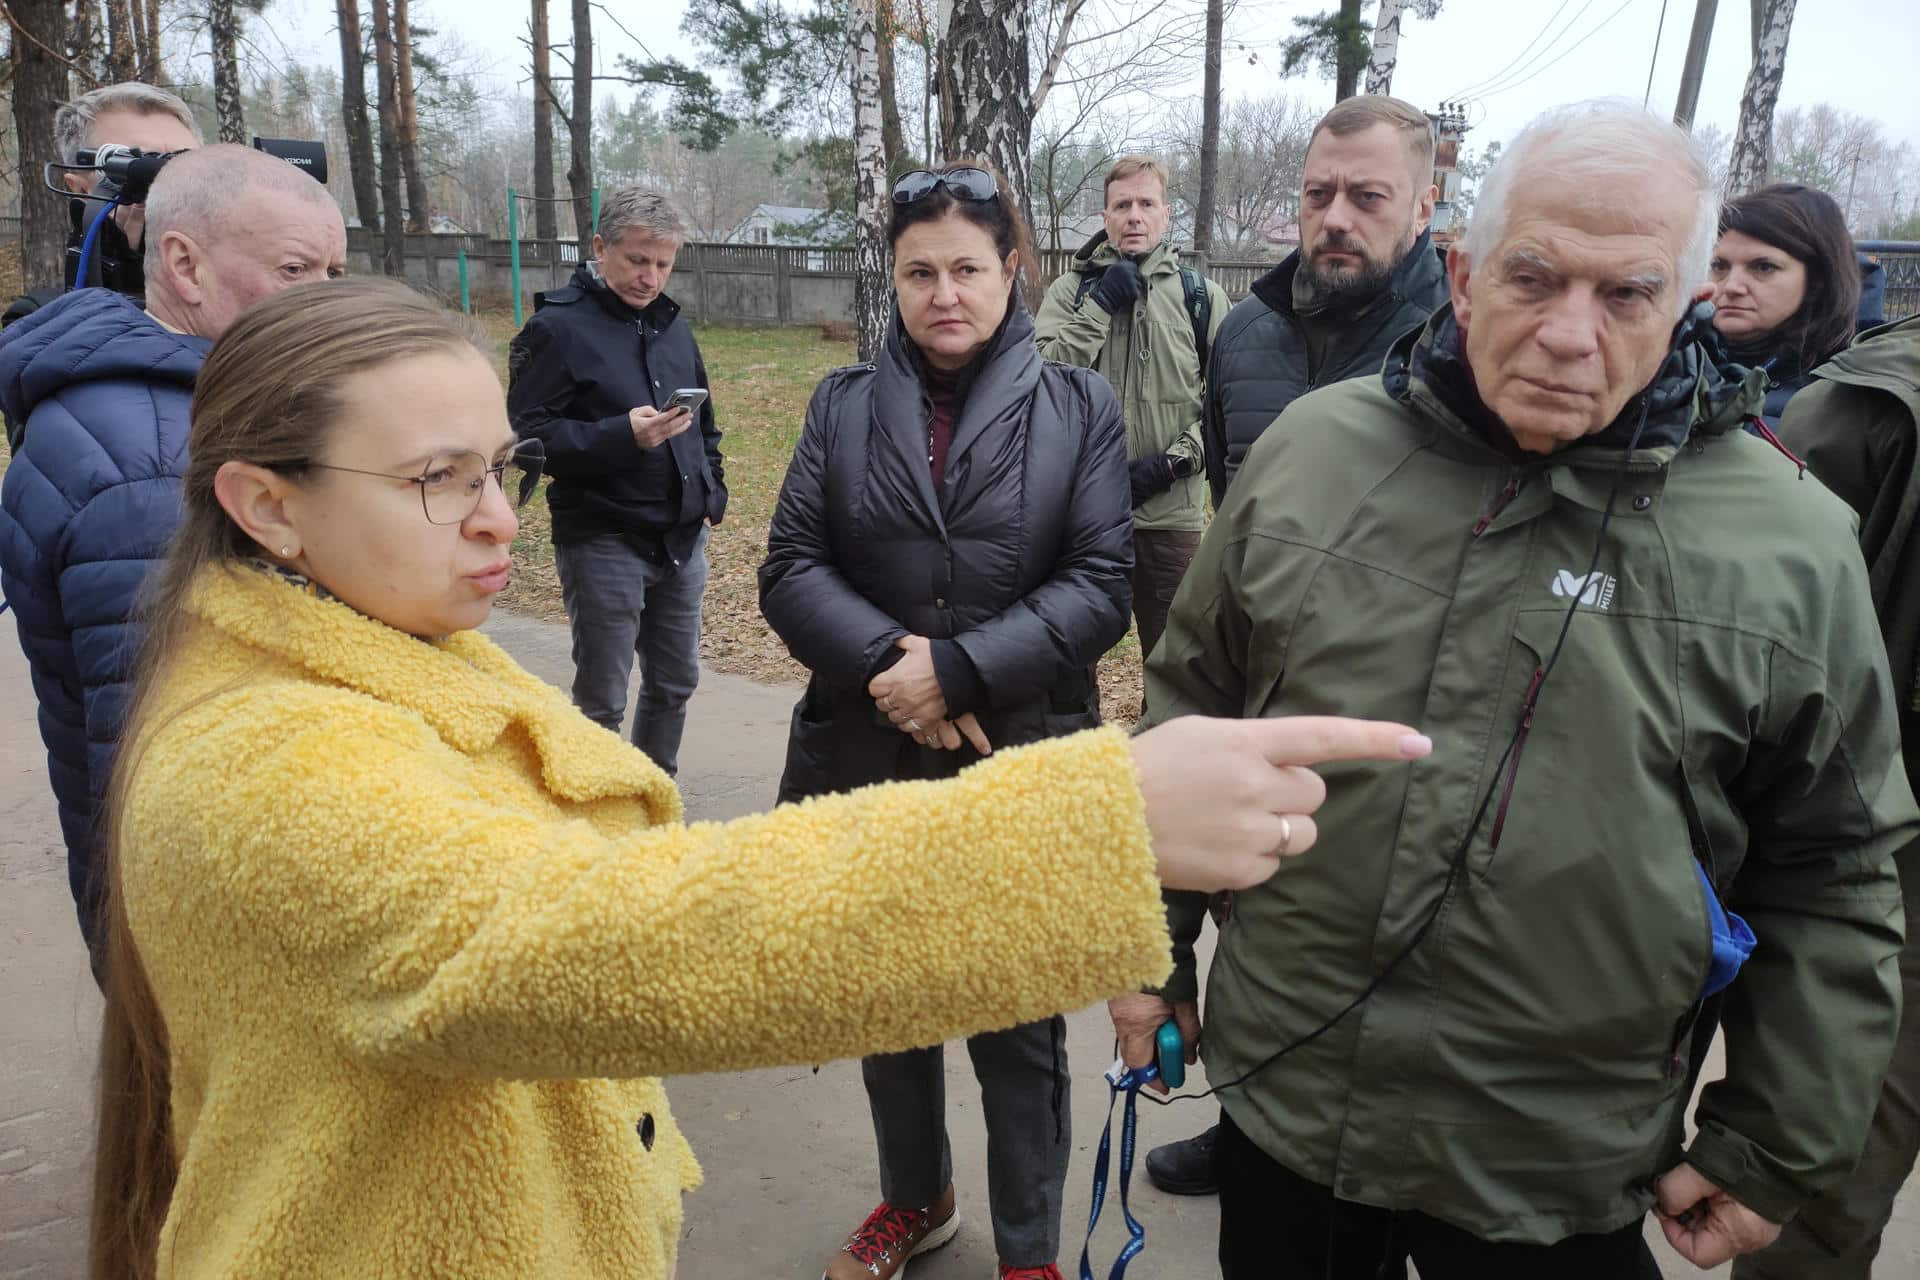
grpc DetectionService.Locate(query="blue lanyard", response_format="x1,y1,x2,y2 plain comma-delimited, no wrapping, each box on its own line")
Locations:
1078,1056,1157,1280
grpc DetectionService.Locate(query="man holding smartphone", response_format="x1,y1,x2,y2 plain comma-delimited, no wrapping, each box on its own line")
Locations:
508,186,727,776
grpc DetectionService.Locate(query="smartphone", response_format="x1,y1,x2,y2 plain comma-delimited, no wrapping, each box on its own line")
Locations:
1156,1020,1186,1089
664,387,708,416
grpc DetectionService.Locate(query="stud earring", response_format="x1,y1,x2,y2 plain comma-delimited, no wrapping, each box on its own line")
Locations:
280,546,292,557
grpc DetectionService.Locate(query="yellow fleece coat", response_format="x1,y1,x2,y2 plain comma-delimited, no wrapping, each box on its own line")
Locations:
123,566,1172,1279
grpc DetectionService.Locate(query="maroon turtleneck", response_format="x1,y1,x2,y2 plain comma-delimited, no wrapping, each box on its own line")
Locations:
925,364,960,486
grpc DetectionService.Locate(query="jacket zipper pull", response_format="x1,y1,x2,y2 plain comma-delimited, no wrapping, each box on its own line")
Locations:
1489,664,1547,852
1472,474,1521,537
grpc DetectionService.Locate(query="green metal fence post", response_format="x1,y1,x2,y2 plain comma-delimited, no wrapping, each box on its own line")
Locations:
458,247,471,314
508,187,523,327
591,187,601,236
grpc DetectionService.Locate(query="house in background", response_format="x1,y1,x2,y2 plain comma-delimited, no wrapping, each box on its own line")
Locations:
726,204,853,247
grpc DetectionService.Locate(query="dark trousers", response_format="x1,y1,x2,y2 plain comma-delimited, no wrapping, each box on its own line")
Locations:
1130,526,1203,667
1215,1112,1664,1280
862,1016,1070,1266
552,528,708,776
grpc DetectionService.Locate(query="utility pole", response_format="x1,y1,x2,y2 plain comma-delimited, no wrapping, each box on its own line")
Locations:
1194,0,1224,258
1672,0,1717,130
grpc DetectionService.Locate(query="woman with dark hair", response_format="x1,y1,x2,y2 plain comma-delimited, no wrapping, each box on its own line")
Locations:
759,165,1129,1280
1711,183,1862,426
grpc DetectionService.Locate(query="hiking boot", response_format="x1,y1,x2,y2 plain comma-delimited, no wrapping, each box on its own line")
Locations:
822,1184,960,1279
998,1264,1065,1280
1144,1123,1220,1196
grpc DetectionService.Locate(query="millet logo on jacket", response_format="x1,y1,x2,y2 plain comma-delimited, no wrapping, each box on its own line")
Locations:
1552,570,1617,610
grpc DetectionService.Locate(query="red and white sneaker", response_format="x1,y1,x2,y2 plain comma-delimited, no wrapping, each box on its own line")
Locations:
821,1184,961,1279
998,1264,1066,1280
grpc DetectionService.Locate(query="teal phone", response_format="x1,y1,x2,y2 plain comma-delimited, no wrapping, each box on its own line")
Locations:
1156,1021,1185,1089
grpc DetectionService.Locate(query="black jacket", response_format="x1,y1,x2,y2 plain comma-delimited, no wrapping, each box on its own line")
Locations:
1204,231,1449,507
759,298,1133,802
507,265,726,560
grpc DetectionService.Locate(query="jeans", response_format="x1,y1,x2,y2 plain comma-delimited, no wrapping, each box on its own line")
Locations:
1215,1111,1664,1280
552,528,708,776
861,1016,1071,1267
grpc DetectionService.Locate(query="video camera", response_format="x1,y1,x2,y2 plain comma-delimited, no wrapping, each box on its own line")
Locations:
39,136,327,298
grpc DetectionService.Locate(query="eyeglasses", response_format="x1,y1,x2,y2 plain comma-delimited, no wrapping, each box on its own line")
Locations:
305,439,547,525
891,167,998,207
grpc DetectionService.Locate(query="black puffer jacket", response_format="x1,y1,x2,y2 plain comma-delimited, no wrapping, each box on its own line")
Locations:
507,264,726,564
1204,231,1448,507
760,298,1133,801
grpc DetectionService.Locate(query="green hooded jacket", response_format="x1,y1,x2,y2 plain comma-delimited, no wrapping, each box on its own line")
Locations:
1145,305,1914,1242
1034,236,1230,532
1779,313,1920,804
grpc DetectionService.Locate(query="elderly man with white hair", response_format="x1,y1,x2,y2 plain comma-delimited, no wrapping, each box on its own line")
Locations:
0,144,345,971
1109,99,1914,1277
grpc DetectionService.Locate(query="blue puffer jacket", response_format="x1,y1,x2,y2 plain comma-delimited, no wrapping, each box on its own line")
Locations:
0,289,208,951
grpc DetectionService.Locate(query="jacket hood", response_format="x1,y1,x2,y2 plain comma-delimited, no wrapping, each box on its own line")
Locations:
1812,314,1920,397
1251,229,1448,318
0,288,209,427
1384,300,1763,461
1070,230,1180,277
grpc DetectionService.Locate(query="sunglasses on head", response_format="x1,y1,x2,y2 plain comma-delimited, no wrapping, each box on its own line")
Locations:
891,167,998,206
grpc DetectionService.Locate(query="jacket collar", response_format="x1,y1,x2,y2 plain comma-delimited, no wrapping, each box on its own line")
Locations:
184,564,682,817
570,262,682,330
874,293,1041,520
1382,301,1763,472
1250,229,1447,319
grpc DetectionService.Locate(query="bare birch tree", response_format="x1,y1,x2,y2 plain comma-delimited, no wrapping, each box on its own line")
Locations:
210,0,246,141
1725,0,1796,196
937,0,1034,216
1366,0,1442,95
876,0,904,167
850,0,889,360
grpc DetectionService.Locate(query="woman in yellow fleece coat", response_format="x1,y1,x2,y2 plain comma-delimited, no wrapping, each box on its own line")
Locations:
90,278,1431,1280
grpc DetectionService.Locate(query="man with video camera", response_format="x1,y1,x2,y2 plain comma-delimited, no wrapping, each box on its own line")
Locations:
4,84,201,331
0,144,346,972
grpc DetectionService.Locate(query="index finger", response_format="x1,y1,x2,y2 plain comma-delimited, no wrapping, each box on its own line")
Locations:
1244,716,1433,767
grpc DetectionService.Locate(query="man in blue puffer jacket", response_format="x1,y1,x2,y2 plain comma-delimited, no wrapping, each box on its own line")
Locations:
0,145,345,966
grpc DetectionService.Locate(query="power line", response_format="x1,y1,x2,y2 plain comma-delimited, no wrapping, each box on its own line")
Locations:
1442,0,1578,102
1468,0,1644,103
1642,0,1671,107
1455,0,1601,103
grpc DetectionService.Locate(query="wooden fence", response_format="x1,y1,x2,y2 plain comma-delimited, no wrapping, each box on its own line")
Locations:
6,216,1915,326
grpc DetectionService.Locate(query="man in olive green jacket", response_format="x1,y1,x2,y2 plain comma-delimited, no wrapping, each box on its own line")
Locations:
1740,314,1920,1279
1034,155,1230,668
1112,103,1914,1279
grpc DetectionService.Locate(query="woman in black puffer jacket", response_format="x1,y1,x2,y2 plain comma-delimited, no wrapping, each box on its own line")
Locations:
759,163,1131,1280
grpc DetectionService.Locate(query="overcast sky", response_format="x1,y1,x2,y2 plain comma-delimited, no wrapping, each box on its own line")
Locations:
250,0,1914,159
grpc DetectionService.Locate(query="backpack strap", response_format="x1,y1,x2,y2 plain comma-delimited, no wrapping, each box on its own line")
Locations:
1181,267,1211,381
1073,269,1102,311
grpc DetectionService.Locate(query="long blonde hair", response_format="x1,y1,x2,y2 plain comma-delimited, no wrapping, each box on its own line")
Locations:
91,278,488,1280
